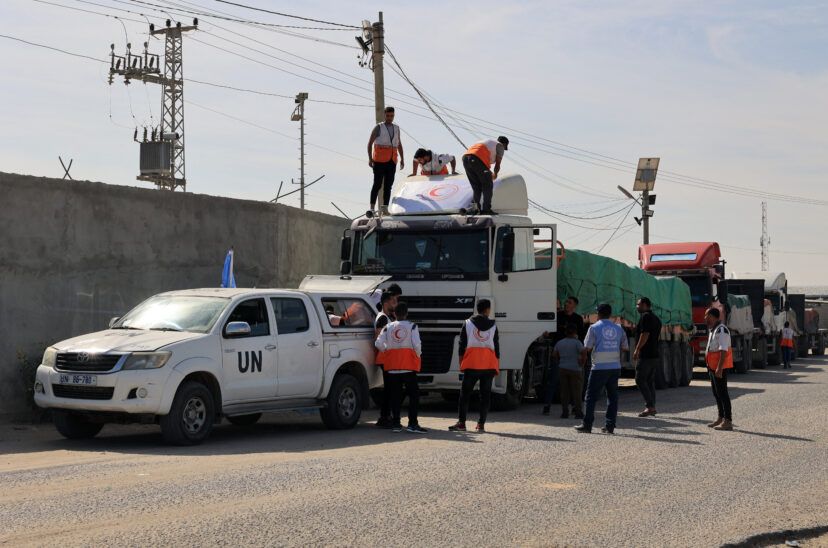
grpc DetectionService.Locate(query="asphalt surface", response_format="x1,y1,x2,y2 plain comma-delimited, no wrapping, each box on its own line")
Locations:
1,357,826,547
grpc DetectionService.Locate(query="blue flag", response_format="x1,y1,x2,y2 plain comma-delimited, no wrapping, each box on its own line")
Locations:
221,249,236,288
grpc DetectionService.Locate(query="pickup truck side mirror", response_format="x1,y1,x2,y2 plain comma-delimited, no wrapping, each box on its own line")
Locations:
340,260,352,275
109,316,120,328
340,236,351,261
224,321,251,338
500,232,515,273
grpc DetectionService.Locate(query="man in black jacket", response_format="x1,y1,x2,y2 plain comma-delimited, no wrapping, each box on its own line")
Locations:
449,299,500,433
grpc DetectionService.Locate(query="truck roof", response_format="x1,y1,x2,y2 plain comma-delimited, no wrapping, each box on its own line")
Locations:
638,242,721,271
156,287,371,299
384,173,528,217
730,271,787,292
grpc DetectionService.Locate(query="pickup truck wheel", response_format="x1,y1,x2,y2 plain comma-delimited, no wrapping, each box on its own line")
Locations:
754,337,768,369
53,409,104,440
227,413,262,426
160,381,215,445
320,374,361,429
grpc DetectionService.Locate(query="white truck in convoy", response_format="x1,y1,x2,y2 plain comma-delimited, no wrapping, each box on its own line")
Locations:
339,173,558,409
34,283,385,444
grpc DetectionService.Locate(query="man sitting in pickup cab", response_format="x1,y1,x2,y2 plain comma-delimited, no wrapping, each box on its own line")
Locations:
375,301,427,433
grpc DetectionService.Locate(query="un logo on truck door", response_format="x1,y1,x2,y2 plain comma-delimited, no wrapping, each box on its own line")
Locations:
237,351,262,373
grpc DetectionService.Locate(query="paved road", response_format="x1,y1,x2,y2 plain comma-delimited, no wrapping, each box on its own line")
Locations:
2,357,827,547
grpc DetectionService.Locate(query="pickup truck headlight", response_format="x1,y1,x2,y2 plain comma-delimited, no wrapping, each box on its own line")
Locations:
42,347,58,368
122,352,171,370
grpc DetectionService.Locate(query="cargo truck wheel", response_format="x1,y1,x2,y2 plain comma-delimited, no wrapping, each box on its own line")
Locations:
227,413,262,426
797,337,809,359
160,381,215,445
678,342,693,386
320,373,362,429
754,337,767,369
734,336,748,374
670,342,683,386
491,366,528,411
768,340,782,366
743,338,753,371
53,409,104,440
658,341,674,388
816,336,826,356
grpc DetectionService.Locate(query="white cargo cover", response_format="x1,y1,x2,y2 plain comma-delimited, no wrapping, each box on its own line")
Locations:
387,173,529,216
727,305,754,335
731,271,787,292
299,274,390,293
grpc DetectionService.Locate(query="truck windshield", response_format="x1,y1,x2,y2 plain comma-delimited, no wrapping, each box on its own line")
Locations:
680,275,712,307
115,296,230,333
352,229,488,280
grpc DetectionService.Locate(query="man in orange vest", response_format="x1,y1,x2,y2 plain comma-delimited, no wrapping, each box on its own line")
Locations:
411,149,457,176
449,299,499,433
705,307,734,431
461,136,508,214
367,106,404,211
375,301,426,433
781,321,795,369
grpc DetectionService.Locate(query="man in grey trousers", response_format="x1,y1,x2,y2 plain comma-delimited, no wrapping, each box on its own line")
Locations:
633,297,662,417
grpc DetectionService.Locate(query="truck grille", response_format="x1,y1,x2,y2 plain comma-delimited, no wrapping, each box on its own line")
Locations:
52,385,114,400
403,296,475,309
420,332,456,374
56,353,122,372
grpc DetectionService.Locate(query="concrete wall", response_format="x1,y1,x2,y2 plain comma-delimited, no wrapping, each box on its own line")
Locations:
0,172,348,416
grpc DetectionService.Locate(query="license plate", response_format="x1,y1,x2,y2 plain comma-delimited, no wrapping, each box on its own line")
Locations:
59,374,97,386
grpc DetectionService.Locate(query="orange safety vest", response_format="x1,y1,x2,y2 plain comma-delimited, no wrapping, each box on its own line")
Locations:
705,324,734,370
378,320,421,372
372,123,400,164
465,139,498,166
781,328,794,348
460,319,499,373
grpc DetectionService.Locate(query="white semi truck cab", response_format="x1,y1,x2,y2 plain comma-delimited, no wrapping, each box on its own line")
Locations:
339,173,558,409
34,283,385,444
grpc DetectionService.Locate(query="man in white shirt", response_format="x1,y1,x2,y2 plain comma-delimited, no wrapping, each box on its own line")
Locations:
411,149,457,176
705,307,734,431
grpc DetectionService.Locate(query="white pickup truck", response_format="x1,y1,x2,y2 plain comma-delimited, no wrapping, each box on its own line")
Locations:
34,278,386,444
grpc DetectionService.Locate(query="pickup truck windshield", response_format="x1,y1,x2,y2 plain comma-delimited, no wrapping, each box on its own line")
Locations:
352,229,488,280
116,296,230,333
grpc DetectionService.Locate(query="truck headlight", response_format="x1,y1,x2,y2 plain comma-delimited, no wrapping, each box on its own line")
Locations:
122,352,171,370
42,347,58,368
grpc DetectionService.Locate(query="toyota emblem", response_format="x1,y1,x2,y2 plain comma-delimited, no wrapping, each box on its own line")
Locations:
77,352,90,363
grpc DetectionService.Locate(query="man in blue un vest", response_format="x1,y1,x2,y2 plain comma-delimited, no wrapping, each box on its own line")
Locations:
575,303,629,434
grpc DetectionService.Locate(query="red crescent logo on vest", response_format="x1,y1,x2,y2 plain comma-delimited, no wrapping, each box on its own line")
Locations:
426,183,459,201
473,328,490,342
392,325,408,343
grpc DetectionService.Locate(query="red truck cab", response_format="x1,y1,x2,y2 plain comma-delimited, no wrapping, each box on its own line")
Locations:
639,242,726,361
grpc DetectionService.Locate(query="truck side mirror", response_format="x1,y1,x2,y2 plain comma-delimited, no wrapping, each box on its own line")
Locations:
717,281,728,304
108,317,120,328
500,232,515,273
340,236,351,261
340,260,352,275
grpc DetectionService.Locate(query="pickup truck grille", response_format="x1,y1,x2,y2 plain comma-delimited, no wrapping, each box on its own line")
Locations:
56,353,121,372
52,385,114,400
420,332,456,374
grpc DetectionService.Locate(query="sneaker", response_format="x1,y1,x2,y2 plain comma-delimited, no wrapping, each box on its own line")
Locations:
573,411,584,420
448,421,466,432
475,423,485,433
714,419,733,431
542,406,550,416
638,408,657,417
574,424,592,433
392,424,403,433
601,426,615,434
560,412,569,419
707,418,723,428
407,424,428,433
376,417,393,429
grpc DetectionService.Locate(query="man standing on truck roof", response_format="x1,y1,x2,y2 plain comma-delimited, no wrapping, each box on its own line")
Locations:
374,291,397,428
705,307,734,430
411,149,457,176
449,299,499,433
462,136,508,214
576,303,629,434
367,106,404,211
633,297,662,417
375,301,427,433
781,321,794,369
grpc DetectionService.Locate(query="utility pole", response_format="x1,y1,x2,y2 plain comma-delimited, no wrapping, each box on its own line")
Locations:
291,92,308,209
355,13,385,123
619,158,659,245
109,19,197,191
761,201,770,271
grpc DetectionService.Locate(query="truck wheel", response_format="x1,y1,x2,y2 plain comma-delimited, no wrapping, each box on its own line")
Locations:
797,337,809,359
754,337,768,369
658,341,674,388
670,342,683,385
743,338,753,371
734,336,748,374
768,340,782,366
320,373,362,429
52,409,104,440
227,413,262,426
678,342,693,386
160,381,215,445
491,366,527,411
817,336,826,356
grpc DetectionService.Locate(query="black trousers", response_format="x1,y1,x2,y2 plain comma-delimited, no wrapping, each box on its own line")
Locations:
709,369,732,421
371,160,396,207
386,371,420,426
462,154,493,211
458,369,496,425
635,358,660,409
379,368,391,419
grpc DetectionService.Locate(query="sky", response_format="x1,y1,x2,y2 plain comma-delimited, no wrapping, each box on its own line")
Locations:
1,0,827,284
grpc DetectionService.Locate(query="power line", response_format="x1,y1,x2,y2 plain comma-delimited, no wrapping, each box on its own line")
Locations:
214,0,359,28
593,203,637,254
0,32,107,63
